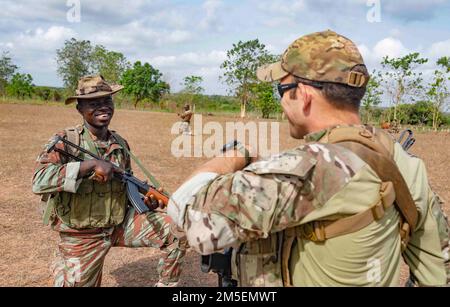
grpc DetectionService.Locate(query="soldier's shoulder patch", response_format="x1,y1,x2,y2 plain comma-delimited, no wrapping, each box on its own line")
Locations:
245,147,317,179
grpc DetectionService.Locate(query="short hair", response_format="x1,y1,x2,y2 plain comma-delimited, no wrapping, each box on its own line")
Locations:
291,65,369,111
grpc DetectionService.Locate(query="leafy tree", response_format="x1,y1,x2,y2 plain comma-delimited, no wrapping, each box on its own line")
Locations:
381,52,428,122
361,70,383,124
251,82,280,118
52,89,62,102
34,87,52,101
120,61,170,108
221,39,277,118
180,75,204,110
0,51,18,94
182,75,204,95
56,38,94,91
92,45,130,84
6,73,34,99
427,56,450,130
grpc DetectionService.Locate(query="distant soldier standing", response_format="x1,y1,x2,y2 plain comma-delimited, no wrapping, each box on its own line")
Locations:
168,31,449,286
178,104,193,135
32,75,186,287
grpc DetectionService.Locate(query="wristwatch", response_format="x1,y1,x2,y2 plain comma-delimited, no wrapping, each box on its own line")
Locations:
221,140,252,166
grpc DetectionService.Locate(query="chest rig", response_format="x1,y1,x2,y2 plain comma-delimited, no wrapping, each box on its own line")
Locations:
45,126,130,229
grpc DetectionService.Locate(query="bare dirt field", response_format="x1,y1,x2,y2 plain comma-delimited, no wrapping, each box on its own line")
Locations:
0,103,449,287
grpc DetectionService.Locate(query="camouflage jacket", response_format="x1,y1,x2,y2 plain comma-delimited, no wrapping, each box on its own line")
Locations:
32,125,131,228
33,125,131,195
168,125,448,286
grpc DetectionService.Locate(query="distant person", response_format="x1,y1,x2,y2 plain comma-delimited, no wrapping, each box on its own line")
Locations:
178,104,193,135
32,75,186,287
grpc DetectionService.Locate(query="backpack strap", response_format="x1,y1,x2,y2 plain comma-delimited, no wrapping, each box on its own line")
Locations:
63,126,82,161
325,126,418,232
337,141,418,230
43,125,82,226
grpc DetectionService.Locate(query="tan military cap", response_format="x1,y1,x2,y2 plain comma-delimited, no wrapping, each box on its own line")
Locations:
257,30,369,87
65,75,124,105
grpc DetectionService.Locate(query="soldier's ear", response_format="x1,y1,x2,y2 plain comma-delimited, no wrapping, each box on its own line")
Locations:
76,103,83,115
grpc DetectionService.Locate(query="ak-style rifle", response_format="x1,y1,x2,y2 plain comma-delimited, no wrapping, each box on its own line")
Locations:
47,135,169,214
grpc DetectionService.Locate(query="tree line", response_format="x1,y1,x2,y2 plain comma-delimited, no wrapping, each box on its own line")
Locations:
0,37,449,128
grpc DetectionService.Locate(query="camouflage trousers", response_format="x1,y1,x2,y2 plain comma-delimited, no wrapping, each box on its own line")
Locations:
179,122,191,135
51,207,186,287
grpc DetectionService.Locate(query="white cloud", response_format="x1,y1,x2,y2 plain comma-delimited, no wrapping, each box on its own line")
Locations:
149,50,226,68
200,0,223,31
257,0,306,16
373,37,410,59
428,39,450,59
89,21,192,51
10,26,76,51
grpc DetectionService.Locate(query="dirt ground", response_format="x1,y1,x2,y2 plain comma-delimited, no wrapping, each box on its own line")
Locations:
0,103,448,287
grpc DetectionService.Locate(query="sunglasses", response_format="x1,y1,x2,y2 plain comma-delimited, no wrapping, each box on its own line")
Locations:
277,81,323,98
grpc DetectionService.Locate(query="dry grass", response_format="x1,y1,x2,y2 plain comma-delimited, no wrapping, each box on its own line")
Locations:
0,103,448,287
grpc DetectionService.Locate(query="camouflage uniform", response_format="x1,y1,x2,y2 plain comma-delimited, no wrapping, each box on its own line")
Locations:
168,30,449,286
33,77,186,287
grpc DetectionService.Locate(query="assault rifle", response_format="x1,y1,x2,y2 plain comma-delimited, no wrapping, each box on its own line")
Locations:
398,129,416,151
47,135,169,214
201,248,237,287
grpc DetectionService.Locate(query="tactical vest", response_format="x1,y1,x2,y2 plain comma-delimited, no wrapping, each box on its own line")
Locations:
45,126,129,229
231,125,418,287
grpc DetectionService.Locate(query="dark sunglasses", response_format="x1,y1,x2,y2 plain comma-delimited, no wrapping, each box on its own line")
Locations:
277,83,298,97
277,81,323,98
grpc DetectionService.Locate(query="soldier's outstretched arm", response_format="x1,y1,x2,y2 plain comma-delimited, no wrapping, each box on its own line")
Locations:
168,144,363,255
32,133,82,194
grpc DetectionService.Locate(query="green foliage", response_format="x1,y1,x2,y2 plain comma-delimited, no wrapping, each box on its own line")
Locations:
56,38,94,91
426,56,450,129
52,89,62,102
182,75,204,95
179,75,205,108
56,38,130,92
220,39,278,117
6,73,34,99
381,52,428,121
92,45,130,83
120,61,170,108
34,86,52,101
0,51,18,94
361,70,383,124
250,82,280,118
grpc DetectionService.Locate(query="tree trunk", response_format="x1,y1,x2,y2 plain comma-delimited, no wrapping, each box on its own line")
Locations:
134,98,139,109
433,107,438,131
240,102,246,118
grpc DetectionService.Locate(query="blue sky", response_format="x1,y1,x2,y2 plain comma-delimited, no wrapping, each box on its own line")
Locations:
1,0,449,95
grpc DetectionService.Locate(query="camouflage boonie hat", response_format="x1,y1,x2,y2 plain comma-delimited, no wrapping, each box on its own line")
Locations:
257,30,369,87
65,75,124,105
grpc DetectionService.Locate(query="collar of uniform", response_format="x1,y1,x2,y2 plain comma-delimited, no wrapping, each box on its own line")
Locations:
304,129,328,143
80,124,120,145
304,124,367,143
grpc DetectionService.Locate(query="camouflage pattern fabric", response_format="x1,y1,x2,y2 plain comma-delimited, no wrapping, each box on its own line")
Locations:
51,207,185,287
33,125,186,286
179,122,191,135
312,125,449,286
33,125,130,196
257,30,368,87
170,125,448,286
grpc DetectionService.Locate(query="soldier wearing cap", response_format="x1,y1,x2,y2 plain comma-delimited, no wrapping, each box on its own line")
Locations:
168,31,449,286
32,75,186,287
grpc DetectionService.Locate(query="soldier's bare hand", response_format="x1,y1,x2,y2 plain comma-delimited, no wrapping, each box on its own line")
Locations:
92,160,114,183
